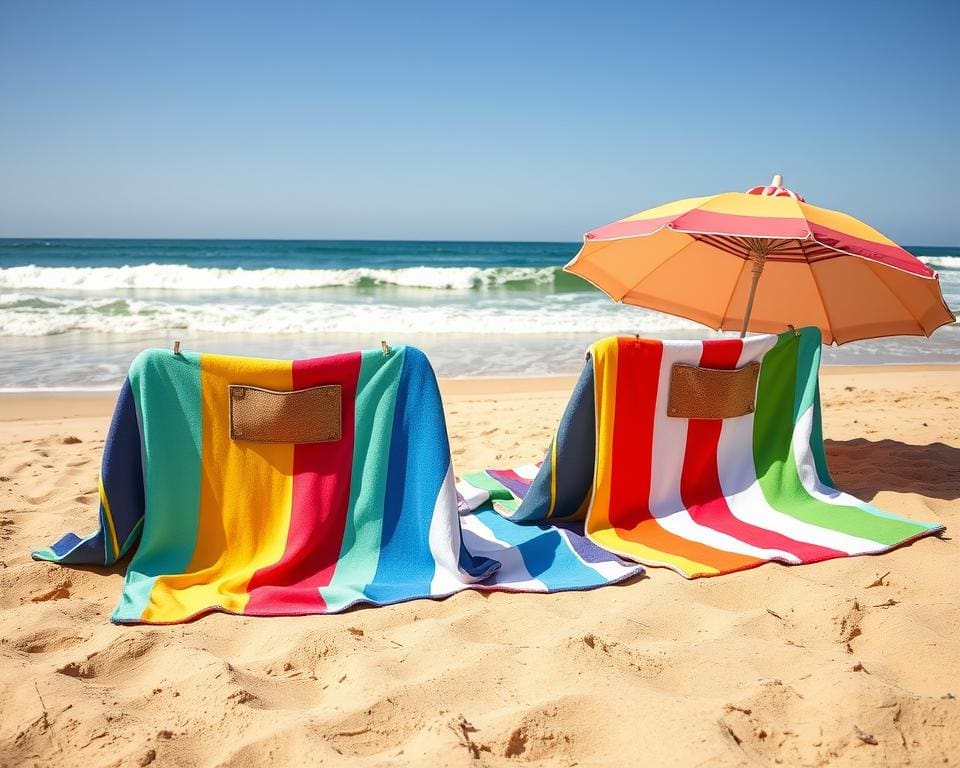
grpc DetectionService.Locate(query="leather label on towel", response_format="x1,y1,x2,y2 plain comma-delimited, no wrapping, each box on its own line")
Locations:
667,362,760,419
229,384,342,443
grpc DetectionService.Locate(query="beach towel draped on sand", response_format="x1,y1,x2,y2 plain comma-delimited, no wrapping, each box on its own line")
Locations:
458,328,943,578
35,346,642,624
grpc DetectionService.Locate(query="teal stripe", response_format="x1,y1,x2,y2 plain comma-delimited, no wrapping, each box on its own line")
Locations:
793,328,833,486
33,547,56,560
318,348,405,612
809,392,832,484
754,332,929,546
112,349,203,622
796,329,832,483
793,328,821,420
117,517,145,559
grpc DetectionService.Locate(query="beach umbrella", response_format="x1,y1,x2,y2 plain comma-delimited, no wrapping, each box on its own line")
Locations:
565,176,954,344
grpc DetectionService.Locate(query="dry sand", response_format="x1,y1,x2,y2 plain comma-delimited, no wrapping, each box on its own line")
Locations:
1,366,958,767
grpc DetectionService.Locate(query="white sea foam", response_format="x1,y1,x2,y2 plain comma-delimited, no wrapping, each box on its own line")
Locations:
0,293,701,337
920,255,960,270
0,263,558,291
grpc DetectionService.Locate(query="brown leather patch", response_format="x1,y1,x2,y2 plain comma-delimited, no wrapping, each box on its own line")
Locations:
229,384,342,443
667,362,760,419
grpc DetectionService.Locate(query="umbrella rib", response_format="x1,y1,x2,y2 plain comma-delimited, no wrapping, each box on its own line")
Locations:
862,258,926,334
698,234,750,260
617,236,706,311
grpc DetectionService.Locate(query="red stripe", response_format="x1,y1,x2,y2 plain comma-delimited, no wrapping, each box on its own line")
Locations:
243,351,362,615
678,340,843,561
670,210,811,239
585,214,677,240
586,211,811,241
808,222,933,276
608,338,662,529
486,468,533,498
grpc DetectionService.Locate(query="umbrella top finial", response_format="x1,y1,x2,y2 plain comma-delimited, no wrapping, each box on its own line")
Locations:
745,175,805,202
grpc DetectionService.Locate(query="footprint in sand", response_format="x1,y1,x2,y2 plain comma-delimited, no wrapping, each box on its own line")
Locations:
14,628,91,655
30,579,72,602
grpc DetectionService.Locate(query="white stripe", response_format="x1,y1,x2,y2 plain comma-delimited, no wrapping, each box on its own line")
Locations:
647,338,799,562
514,463,541,480
458,514,547,591
718,341,886,555
429,465,482,595
790,407,896,550
455,478,490,513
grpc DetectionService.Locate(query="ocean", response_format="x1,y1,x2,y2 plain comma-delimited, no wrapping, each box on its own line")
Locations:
0,238,957,390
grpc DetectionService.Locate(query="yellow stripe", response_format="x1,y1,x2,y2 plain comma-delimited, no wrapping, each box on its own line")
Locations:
798,200,898,245
697,191,803,217
583,338,618,533
621,194,715,221
546,436,559,519
99,474,120,560
589,528,719,577
143,355,294,621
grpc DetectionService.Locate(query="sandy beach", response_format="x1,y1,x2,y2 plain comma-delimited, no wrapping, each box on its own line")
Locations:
1,365,958,767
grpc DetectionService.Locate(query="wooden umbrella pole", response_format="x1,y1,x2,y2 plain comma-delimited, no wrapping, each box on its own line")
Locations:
740,240,770,338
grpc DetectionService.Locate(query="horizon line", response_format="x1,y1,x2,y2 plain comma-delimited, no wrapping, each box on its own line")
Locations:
0,236,956,250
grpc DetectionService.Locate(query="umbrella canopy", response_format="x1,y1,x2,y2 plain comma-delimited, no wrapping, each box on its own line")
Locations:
565,176,955,344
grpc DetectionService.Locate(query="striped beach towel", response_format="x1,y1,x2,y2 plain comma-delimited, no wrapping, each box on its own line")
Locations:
458,328,944,578
35,346,642,623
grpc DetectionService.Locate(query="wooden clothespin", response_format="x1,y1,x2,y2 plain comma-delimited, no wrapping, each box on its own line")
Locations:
173,340,181,355
787,324,800,337
381,340,391,356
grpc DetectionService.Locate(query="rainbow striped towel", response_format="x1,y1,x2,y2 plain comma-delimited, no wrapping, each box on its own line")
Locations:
34,346,642,623
458,328,944,578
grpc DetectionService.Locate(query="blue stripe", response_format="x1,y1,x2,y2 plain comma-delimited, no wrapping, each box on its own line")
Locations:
32,378,144,565
459,532,498,579
473,509,609,590
101,377,146,561
514,360,595,522
363,347,484,602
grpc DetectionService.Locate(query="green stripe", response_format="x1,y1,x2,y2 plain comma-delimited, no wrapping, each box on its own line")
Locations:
753,332,928,546
112,349,203,622
492,499,522,516
319,348,405,612
462,470,519,501
462,471,527,519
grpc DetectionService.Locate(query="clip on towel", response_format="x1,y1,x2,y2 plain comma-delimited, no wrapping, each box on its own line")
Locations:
173,340,181,355
787,324,800,337
381,340,391,356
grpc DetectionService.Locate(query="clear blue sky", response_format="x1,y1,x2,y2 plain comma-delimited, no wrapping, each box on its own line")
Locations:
1,0,957,243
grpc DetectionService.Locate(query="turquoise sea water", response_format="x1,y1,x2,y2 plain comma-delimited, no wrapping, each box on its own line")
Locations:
0,239,957,389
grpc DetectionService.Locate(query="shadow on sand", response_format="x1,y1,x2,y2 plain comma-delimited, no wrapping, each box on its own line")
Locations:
825,438,960,502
